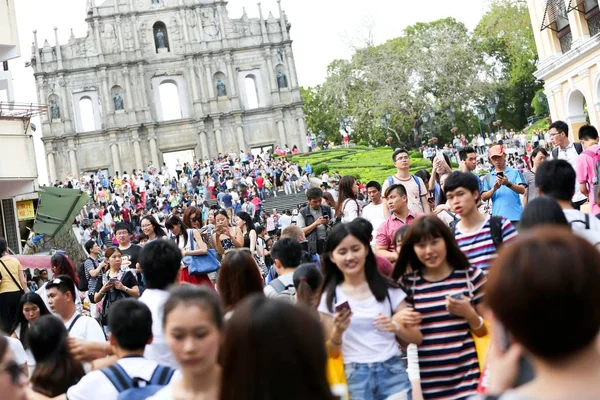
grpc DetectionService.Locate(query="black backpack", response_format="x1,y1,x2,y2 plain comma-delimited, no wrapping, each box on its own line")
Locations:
77,259,91,292
450,216,504,250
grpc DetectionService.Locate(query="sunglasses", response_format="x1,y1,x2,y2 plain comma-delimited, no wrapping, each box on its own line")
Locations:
1,360,23,385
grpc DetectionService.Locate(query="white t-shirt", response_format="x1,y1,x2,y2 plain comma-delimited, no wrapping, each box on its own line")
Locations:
279,214,292,230
361,202,386,245
140,289,179,369
148,382,175,400
340,199,360,223
66,357,179,400
13,325,35,375
264,273,295,298
563,209,600,231
318,286,406,363
64,312,106,342
6,337,27,367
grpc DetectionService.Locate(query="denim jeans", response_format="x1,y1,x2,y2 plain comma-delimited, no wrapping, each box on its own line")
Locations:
345,356,411,400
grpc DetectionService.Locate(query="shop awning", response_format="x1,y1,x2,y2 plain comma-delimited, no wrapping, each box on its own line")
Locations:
33,187,89,237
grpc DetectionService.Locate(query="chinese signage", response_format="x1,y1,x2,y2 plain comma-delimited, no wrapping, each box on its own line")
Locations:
16,200,35,221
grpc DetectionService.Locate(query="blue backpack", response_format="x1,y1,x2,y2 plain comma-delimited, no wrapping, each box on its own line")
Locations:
102,363,175,400
386,175,422,198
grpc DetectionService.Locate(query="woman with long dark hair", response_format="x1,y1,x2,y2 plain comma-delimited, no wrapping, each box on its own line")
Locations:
140,215,166,242
221,295,335,400
165,214,212,287
28,315,85,397
393,215,487,400
217,249,264,319
93,247,139,333
0,238,27,333
335,176,361,223
212,210,244,256
319,221,421,399
10,293,50,376
37,252,82,314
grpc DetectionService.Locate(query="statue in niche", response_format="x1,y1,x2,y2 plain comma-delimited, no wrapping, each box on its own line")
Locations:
151,0,159,4
216,80,227,97
277,72,288,89
156,29,167,48
113,92,124,110
50,99,61,119
277,49,285,63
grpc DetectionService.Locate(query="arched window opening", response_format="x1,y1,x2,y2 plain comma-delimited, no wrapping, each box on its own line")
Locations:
159,81,182,121
244,76,259,109
153,21,170,53
79,97,95,132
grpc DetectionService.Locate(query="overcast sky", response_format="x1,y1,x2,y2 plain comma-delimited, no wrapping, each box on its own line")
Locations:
9,0,487,184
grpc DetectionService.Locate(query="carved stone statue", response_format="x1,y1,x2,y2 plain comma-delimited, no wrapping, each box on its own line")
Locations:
277,72,288,89
113,92,124,110
151,0,160,4
50,99,61,119
156,29,167,49
216,80,227,97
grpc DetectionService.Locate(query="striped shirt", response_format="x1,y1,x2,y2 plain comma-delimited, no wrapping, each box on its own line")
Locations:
402,267,486,400
454,217,517,274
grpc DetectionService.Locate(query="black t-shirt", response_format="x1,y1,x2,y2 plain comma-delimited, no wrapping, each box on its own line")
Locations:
94,270,138,294
119,244,142,270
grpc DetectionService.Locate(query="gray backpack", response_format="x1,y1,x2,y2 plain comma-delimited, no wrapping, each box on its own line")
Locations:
268,278,296,301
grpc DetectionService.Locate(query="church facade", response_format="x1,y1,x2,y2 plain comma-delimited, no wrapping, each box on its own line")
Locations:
32,0,307,181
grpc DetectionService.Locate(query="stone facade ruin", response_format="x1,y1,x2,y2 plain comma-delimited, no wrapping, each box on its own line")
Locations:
31,0,307,181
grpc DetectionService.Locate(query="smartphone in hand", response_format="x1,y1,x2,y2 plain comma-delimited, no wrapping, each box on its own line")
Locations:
335,301,351,313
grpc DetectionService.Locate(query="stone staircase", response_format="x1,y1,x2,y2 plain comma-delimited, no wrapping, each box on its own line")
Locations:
263,191,307,213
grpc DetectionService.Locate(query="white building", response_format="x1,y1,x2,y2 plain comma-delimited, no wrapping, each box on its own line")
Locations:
0,0,43,253
32,0,307,182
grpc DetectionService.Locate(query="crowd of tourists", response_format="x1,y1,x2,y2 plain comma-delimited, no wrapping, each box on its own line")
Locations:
0,119,599,399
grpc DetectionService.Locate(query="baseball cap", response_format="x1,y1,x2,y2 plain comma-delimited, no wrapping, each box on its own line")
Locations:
489,145,505,158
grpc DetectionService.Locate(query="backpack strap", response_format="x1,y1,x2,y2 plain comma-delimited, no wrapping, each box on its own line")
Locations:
67,314,82,333
489,216,504,250
411,175,422,198
269,278,286,293
101,364,134,393
149,365,176,386
387,176,394,187
552,147,559,159
585,213,590,230
575,142,583,155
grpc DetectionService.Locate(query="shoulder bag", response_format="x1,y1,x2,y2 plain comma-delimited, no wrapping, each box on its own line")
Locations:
183,230,221,275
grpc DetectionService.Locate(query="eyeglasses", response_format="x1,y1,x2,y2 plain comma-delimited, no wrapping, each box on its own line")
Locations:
1,360,23,385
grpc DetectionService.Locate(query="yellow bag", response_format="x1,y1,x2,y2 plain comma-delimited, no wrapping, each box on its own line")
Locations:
471,320,491,372
326,353,348,400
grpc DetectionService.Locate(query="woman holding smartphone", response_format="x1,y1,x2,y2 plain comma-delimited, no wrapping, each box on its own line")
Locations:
319,221,421,400
393,215,487,400
212,210,244,256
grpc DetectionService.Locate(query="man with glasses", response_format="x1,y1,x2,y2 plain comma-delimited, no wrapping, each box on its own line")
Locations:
297,188,332,256
113,222,141,271
381,148,429,216
549,120,587,209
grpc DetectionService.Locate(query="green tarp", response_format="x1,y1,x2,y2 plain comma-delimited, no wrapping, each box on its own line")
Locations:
33,187,89,237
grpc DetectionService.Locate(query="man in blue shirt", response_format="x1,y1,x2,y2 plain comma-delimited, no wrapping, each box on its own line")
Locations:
304,161,313,176
481,145,527,225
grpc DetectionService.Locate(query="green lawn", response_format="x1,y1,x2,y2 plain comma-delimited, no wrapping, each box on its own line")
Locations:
289,146,432,183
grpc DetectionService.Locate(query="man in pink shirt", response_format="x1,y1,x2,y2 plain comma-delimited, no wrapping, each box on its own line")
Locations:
376,183,420,263
576,125,600,216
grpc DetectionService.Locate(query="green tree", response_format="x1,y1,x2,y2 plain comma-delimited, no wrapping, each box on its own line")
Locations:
300,86,342,144
473,0,542,130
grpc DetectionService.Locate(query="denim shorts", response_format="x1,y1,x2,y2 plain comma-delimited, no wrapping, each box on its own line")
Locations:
344,356,411,400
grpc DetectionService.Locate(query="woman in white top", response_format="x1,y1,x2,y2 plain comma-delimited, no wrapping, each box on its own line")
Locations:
148,286,222,400
10,293,51,377
36,253,83,315
335,175,361,223
318,221,422,400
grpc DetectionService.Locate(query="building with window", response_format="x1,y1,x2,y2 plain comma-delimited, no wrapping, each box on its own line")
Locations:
1,0,44,253
32,0,307,181
528,0,600,138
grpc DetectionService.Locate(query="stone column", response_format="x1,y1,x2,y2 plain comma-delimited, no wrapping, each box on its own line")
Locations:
132,130,144,171
285,44,298,89
264,48,278,92
58,76,71,121
203,56,215,99
214,118,224,154
257,3,269,44
148,127,159,167
187,58,200,102
277,115,287,147
123,66,134,110
131,15,141,59
199,130,209,159
235,118,246,152
137,63,149,108
68,143,79,176
93,19,105,64
47,152,57,183
53,27,63,70
110,141,123,174
180,9,190,44
277,0,289,41
217,4,229,47
195,8,206,45
297,111,308,152
116,15,125,57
